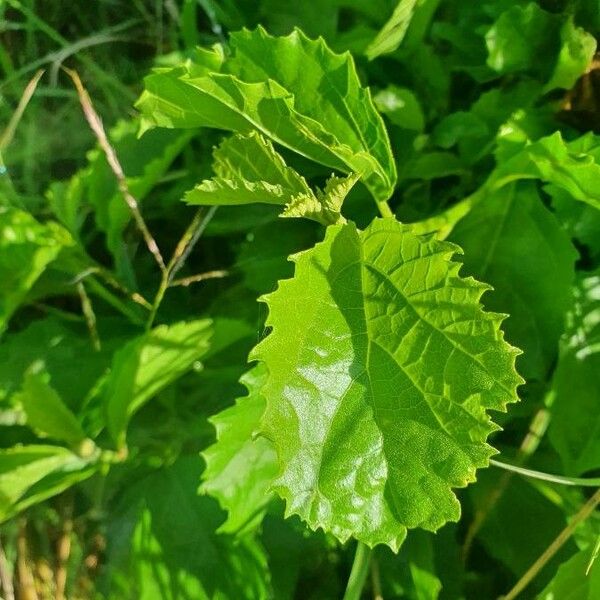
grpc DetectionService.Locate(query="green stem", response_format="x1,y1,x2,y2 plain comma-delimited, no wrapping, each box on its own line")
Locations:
490,459,600,487
343,542,372,600
376,199,394,218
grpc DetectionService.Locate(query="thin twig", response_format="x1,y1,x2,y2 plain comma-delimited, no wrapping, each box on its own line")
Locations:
77,282,101,351
167,207,218,283
63,67,166,273
146,207,218,329
501,487,600,600
0,534,15,600
0,69,45,151
170,270,229,288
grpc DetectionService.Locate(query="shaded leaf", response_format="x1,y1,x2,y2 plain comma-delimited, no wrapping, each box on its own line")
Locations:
539,546,600,600
16,369,86,445
104,319,213,445
107,456,271,599
449,183,577,380
549,271,600,475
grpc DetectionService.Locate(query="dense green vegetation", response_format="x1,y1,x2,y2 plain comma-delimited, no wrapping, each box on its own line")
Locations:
1,1,600,598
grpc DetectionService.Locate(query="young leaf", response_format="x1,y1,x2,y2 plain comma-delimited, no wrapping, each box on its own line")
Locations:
0,208,71,335
186,132,313,207
16,369,86,445
201,364,278,535
449,183,577,380
544,17,597,92
137,27,397,202
366,0,418,60
104,319,213,445
251,218,522,550
281,173,358,224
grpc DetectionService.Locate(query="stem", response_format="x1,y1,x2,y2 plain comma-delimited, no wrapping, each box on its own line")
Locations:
501,487,600,600
64,67,166,273
170,270,228,288
146,207,218,330
490,459,600,487
376,200,394,218
343,542,372,600
370,553,383,600
0,69,44,151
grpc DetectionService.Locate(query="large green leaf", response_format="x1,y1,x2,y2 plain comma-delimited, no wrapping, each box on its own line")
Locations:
251,218,522,549
201,364,278,535
104,319,213,445
137,27,396,202
449,183,577,380
0,208,71,335
549,271,600,476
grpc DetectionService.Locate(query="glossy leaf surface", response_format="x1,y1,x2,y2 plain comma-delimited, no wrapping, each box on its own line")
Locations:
252,218,522,549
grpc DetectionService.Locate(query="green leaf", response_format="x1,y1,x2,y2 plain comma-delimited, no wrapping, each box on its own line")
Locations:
366,0,418,60
186,132,313,207
107,456,270,599
0,208,71,335
251,218,522,549
539,546,600,600
201,364,278,535
544,17,597,92
0,445,95,523
485,3,559,77
374,86,425,132
492,132,600,212
549,271,600,476
15,369,86,445
281,173,358,225
449,183,577,380
0,316,133,409
137,27,397,202
104,319,213,445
